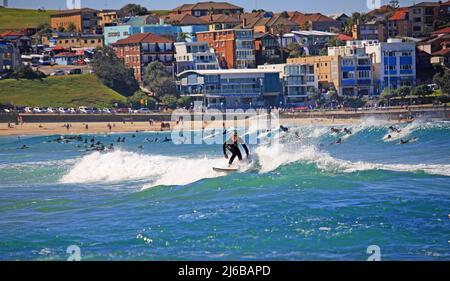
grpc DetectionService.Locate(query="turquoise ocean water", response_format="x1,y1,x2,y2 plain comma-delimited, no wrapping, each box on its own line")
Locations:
0,119,449,260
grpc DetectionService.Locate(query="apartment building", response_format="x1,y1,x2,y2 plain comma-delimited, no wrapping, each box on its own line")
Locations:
50,8,100,34
170,1,243,17
254,32,282,65
287,56,337,91
114,33,175,81
104,23,208,45
352,20,386,42
0,40,20,72
197,29,255,69
174,41,219,73
42,33,103,49
259,63,317,105
98,10,119,28
387,8,412,38
409,2,441,37
350,39,416,92
177,69,282,108
328,45,375,96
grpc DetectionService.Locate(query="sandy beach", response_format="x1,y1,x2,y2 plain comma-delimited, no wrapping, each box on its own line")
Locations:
0,117,368,137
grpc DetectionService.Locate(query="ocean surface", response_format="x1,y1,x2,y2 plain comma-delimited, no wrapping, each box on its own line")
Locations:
0,118,449,260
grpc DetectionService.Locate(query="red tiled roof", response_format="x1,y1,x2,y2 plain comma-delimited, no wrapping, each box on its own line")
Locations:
115,33,174,45
336,33,353,41
431,27,450,35
54,52,78,57
0,30,26,37
431,48,450,56
368,5,394,16
172,1,243,12
162,13,208,25
290,13,337,26
199,14,240,24
389,9,409,21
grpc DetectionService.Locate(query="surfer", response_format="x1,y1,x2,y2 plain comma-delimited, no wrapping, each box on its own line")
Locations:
223,131,249,166
389,126,401,133
336,138,342,144
344,128,352,135
280,125,289,132
400,138,417,145
331,127,341,134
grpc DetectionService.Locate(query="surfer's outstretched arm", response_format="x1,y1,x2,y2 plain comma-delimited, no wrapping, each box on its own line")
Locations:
223,142,228,158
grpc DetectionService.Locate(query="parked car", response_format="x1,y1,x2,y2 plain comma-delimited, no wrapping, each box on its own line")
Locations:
25,107,33,113
46,107,55,113
67,108,76,114
78,106,88,114
50,70,65,76
102,108,112,114
135,108,151,114
3,108,11,113
74,59,87,65
33,107,43,113
68,68,82,75
58,107,66,114
116,108,131,114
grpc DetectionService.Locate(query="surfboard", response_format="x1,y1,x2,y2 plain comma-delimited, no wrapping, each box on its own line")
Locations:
213,167,239,173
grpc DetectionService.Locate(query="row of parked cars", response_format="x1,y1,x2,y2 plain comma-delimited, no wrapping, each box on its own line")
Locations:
3,107,155,114
50,69,83,76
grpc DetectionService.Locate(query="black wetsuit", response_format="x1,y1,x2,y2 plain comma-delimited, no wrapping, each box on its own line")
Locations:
223,137,249,165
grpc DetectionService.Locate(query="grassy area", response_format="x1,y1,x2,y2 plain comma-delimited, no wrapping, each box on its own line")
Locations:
0,74,127,107
0,7,55,31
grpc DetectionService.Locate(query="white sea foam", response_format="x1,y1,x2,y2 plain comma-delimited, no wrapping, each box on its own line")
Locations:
60,133,450,189
60,150,225,188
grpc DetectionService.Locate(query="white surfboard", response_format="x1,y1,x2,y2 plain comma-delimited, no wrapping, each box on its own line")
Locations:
213,167,239,173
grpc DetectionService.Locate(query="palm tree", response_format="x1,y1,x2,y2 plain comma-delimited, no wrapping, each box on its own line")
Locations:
178,32,190,42
274,23,286,62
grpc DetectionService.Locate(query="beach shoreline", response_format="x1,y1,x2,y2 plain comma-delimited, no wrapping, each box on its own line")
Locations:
0,117,410,137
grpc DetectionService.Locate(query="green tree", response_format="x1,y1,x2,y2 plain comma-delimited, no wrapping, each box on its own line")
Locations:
11,65,46,80
274,23,286,61
66,22,77,33
396,86,412,97
178,32,190,42
286,42,301,58
161,95,178,109
413,84,433,97
326,89,339,102
33,23,52,44
128,91,156,108
389,0,400,9
142,61,178,98
119,3,148,17
433,71,450,94
280,11,289,18
177,96,192,107
91,46,139,97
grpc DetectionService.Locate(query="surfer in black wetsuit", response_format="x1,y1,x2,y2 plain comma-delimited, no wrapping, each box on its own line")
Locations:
223,131,249,166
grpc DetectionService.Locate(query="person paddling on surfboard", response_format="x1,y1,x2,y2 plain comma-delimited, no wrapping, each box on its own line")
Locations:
223,131,249,167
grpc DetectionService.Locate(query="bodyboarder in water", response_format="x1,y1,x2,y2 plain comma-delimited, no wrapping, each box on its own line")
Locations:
223,131,249,167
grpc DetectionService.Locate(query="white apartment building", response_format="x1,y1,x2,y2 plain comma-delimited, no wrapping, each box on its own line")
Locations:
348,39,416,93
174,41,220,74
